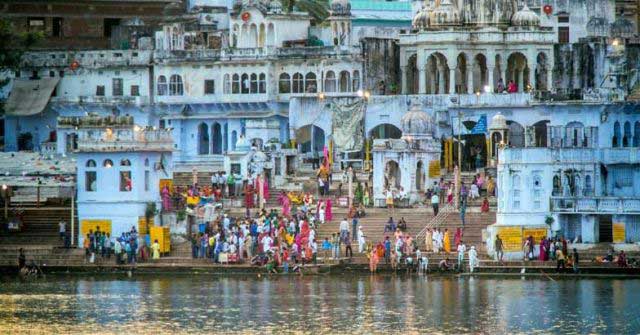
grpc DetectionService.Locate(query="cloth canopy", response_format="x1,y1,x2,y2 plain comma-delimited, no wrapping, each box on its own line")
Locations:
5,78,60,116
330,99,365,151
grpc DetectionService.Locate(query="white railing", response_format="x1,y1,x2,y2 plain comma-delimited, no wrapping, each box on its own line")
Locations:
550,196,640,214
414,203,455,244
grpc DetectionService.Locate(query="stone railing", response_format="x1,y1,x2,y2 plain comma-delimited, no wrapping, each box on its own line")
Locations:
501,147,640,165
76,129,173,152
154,46,360,62
550,196,640,214
22,50,152,68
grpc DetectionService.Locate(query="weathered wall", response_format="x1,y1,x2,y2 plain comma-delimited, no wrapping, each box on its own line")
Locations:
362,38,400,95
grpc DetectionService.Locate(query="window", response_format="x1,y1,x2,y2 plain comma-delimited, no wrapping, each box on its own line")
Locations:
558,14,569,23
144,170,150,192
532,174,542,210
324,71,336,92
292,73,304,93
275,157,281,176
157,76,167,96
86,160,96,168
85,171,97,192
279,73,291,93
52,17,63,37
144,158,150,167
250,73,258,93
120,171,132,192
27,17,45,32
112,78,123,96
130,85,139,96
120,159,131,166
232,74,240,94
204,79,215,94
241,74,249,94
169,75,183,95
231,163,241,175
511,175,521,209
103,159,113,168
103,18,121,38
305,72,317,93
59,70,65,77
49,71,55,77
352,70,360,91
558,27,570,44
96,85,105,96
259,73,266,93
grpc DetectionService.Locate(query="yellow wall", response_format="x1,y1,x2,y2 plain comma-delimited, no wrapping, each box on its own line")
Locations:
80,219,112,237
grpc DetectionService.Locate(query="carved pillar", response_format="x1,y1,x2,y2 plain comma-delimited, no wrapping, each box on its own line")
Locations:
517,69,524,92
401,66,408,94
466,65,474,94
419,67,427,94
438,67,446,93
449,68,456,94
487,66,495,92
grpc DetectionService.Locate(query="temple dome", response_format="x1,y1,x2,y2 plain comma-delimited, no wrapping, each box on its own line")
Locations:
268,0,283,14
511,4,540,27
330,0,351,16
235,135,250,152
401,102,434,138
489,112,507,130
412,7,431,30
610,17,635,38
430,0,460,26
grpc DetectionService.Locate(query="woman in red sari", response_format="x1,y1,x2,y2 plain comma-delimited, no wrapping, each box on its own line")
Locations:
454,228,463,248
244,182,254,209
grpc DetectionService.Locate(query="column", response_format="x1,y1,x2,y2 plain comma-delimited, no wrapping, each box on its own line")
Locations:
419,67,427,94
466,65,474,94
517,69,524,93
449,68,456,94
401,66,407,94
547,68,553,92
438,67,446,94
487,66,495,92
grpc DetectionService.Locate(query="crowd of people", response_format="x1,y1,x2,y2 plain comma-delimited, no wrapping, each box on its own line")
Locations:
82,226,162,265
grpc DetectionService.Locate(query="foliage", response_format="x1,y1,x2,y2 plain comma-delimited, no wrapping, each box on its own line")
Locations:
0,19,43,88
176,209,187,222
545,215,554,226
145,202,158,230
280,0,330,23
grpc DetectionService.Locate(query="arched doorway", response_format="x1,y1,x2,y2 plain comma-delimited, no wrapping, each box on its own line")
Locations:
507,121,525,148
296,125,325,154
426,52,450,94
416,160,425,192
473,54,488,93
212,122,222,154
455,53,468,94
507,52,529,92
533,120,549,147
384,160,401,191
369,123,402,139
198,123,209,155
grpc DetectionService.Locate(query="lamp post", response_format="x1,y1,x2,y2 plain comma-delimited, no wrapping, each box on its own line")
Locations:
1,184,8,220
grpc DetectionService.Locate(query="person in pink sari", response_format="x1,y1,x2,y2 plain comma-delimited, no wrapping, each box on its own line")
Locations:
539,238,547,261
278,191,291,217
325,199,333,221
161,185,171,212
263,177,270,200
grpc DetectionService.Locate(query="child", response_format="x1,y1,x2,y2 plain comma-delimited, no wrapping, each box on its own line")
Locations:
322,237,332,263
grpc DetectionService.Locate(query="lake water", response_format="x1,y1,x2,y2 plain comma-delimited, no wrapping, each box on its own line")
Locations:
0,274,639,334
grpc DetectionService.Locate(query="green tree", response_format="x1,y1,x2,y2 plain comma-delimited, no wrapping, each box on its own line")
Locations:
0,19,42,88
280,0,330,23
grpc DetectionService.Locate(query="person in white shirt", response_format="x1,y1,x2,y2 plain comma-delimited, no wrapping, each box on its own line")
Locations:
468,246,478,273
431,194,440,216
470,183,480,199
357,226,366,253
457,242,467,271
261,235,272,253
309,239,318,264
211,173,218,189
339,218,349,240
58,220,66,240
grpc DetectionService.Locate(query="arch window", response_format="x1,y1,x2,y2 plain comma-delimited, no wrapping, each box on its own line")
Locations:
259,73,266,93
231,130,238,151
103,159,114,168
305,72,317,93
623,121,631,147
169,75,183,96
198,122,209,155
613,121,621,147
552,175,561,196
339,70,351,92
532,173,542,209
85,159,97,192
157,76,167,96
232,74,240,94
352,70,360,91
250,73,258,93
120,159,131,166
324,71,336,92
279,73,291,93
292,73,304,93
144,158,149,167
511,174,521,209
241,74,250,94
585,175,593,196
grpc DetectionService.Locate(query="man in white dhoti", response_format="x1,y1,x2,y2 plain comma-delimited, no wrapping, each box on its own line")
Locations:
468,245,478,273
357,226,366,253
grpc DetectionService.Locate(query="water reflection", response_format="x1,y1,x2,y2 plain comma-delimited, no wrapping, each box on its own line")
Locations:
0,275,639,333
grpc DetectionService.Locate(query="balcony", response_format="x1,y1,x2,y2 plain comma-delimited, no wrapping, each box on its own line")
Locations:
23,50,152,68
500,147,640,165
551,196,640,214
76,128,173,153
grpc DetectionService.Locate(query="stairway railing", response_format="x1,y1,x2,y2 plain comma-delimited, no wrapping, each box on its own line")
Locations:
414,202,455,244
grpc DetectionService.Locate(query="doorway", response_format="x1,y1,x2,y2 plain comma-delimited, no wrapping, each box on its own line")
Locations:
599,215,613,243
